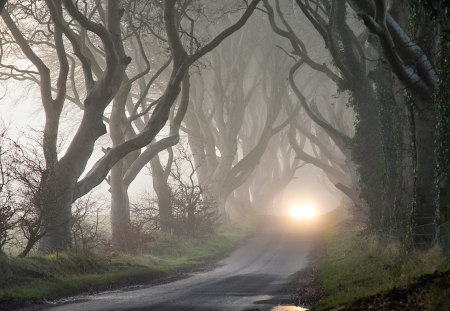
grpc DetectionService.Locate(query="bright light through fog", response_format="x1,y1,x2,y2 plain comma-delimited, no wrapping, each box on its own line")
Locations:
290,204,316,219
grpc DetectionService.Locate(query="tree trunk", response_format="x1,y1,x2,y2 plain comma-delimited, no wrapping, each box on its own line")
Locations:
38,172,73,252
110,161,131,250
413,106,437,245
151,154,173,232
109,82,132,250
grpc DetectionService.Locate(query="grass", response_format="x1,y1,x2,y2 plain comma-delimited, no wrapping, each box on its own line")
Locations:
313,219,450,310
0,222,255,303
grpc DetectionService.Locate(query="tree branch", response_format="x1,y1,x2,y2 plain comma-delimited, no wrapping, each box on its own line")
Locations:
349,0,437,101
72,0,261,199
289,60,351,152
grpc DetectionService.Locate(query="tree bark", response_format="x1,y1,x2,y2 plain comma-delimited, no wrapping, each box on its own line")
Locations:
38,173,73,252
413,106,437,245
151,154,173,232
109,81,132,249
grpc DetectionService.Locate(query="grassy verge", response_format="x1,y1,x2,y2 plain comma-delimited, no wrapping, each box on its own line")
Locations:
314,219,450,310
0,223,255,304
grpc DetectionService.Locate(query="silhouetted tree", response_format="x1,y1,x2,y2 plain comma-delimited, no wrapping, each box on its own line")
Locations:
1,0,261,252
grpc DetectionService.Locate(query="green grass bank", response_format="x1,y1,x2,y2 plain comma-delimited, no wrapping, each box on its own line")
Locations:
0,223,255,305
314,217,450,310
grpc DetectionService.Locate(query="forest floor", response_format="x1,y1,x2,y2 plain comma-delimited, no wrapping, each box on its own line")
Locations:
305,209,450,311
0,222,255,310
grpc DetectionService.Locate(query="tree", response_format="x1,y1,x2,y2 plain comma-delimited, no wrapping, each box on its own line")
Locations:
183,21,295,217
349,0,443,245
263,0,373,216
264,0,420,240
1,0,261,253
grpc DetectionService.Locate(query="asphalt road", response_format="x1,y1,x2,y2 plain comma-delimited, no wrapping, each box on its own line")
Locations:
48,217,315,311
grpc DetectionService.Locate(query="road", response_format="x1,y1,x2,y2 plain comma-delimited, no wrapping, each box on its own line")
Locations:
48,217,315,311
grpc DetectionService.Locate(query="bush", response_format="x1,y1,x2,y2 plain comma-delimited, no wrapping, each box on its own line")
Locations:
169,144,217,237
102,220,155,255
0,131,45,256
171,189,217,237
71,196,109,251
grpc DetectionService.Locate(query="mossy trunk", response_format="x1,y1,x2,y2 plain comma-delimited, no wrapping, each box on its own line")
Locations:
412,107,437,246
38,172,73,253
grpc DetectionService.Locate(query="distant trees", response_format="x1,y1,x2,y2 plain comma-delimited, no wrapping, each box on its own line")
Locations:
261,0,449,247
183,19,295,217
263,0,369,218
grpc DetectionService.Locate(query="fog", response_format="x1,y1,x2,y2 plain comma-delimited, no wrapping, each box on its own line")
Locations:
1,0,349,253
1,0,449,310
0,0,447,278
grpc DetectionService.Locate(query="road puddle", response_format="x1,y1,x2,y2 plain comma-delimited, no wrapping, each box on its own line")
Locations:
271,306,308,311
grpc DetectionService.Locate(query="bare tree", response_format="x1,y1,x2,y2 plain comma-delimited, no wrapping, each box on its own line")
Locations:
183,19,296,217
263,0,368,216
169,143,217,237
1,0,261,253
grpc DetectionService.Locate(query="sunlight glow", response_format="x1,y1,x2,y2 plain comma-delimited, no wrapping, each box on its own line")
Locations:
290,204,316,219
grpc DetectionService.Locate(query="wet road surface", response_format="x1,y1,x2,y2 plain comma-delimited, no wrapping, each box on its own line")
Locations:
48,217,314,311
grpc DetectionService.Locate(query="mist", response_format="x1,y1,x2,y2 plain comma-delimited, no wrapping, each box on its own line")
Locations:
0,1,449,310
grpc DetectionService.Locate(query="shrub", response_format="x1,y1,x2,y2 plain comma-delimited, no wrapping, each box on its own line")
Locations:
169,144,217,237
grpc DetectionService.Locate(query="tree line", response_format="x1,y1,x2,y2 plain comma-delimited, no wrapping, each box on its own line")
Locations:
0,0,448,255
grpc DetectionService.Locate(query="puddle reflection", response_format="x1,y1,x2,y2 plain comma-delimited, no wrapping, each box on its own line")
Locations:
271,306,308,311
